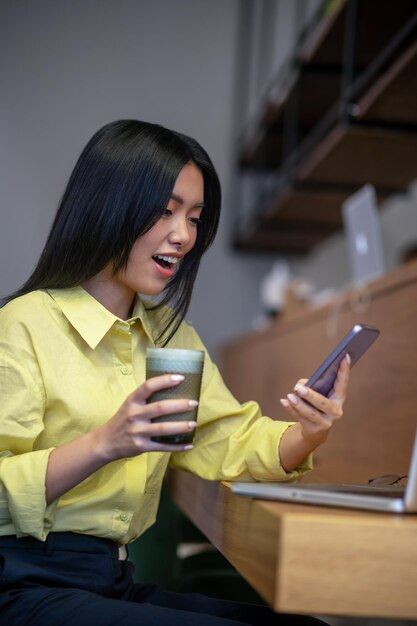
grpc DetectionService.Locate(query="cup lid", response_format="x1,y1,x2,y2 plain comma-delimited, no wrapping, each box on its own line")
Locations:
146,348,205,362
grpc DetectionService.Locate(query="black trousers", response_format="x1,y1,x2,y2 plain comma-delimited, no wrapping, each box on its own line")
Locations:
0,533,327,626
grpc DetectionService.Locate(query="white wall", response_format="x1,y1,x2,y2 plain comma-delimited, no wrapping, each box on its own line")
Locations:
0,0,274,356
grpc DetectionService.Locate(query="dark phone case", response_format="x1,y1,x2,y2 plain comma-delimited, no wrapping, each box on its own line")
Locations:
305,324,380,397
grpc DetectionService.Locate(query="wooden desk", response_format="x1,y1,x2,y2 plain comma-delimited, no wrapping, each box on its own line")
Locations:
170,470,417,620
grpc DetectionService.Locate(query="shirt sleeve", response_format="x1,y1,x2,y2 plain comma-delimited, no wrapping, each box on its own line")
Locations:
0,337,57,540
169,323,313,482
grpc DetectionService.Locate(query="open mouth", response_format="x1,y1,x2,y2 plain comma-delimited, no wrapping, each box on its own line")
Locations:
152,255,179,271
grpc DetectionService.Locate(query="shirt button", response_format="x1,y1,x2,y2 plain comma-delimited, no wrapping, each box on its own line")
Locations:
121,366,129,375
120,513,128,522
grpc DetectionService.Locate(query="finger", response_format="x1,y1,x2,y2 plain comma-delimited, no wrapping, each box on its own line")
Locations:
280,398,307,421
130,420,197,452
289,390,343,425
295,378,308,387
281,396,327,427
287,393,327,423
143,419,197,438
292,383,330,414
293,378,344,417
132,374,185,403
147,441,194,453
135,420,197,453
330,354,350,402
137,398,198,421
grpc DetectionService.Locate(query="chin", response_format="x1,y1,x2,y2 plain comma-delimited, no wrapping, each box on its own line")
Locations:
137,284,166,297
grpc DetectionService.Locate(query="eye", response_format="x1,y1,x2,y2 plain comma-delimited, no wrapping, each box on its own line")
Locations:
160,208,173,218
188,216,202,227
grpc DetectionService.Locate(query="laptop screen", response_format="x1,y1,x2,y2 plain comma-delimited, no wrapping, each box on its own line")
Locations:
342,184,386,285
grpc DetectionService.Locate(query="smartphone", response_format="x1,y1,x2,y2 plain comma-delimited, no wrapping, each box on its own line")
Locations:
305,324,380,397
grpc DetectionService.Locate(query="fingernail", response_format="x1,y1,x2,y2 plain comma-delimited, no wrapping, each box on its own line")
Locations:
183,445,194,450
280,398,289,408
171,374,185,382
188,421,197,429
288,393,299,405
294,384,308,396
345,354,351,366
188,400,198,407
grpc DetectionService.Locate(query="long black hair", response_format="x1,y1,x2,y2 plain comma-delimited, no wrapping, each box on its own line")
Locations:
5,120,221,344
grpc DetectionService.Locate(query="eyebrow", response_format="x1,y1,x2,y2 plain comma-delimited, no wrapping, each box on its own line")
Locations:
170,193,205,209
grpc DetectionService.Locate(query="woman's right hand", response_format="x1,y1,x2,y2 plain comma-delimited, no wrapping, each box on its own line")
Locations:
94,374,197,462
46,375,196,504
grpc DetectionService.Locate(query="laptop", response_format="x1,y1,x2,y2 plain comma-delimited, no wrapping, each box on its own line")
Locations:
342,184,386,285
231,430,417,513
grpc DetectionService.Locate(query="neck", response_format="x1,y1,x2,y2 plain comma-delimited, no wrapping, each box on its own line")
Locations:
82,268,136,320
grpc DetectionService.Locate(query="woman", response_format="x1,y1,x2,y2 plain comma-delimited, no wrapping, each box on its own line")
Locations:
0,120,349,625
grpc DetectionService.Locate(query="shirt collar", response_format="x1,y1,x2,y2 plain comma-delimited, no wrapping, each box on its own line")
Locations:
47,286,155,349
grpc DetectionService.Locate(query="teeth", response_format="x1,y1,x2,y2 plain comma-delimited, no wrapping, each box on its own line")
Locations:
154,255,179,264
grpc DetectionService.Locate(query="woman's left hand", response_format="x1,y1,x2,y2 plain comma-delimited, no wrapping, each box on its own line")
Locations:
280,354,350,446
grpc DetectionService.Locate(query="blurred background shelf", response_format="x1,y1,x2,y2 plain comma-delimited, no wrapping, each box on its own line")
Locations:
234,0,417,254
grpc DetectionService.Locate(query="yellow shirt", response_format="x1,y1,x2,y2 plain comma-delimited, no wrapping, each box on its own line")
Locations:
0,287,311,543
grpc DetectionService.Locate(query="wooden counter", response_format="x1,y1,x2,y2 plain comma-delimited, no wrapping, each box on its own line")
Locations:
170,470,417,620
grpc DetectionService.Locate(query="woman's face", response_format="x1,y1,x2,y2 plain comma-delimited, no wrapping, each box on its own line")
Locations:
118,161,205,297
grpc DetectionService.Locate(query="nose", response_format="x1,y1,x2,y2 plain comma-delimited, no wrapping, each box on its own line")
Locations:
168,215,193,249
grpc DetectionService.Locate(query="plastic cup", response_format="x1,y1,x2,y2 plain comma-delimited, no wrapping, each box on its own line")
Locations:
146,348,205,444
